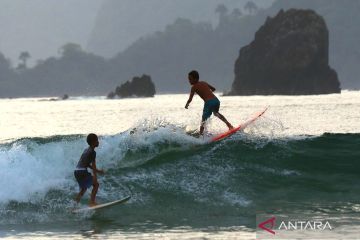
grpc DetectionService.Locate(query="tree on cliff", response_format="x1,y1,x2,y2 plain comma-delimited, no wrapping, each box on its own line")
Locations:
215,4,228,18
215,4,229,26
244,1,258,15
18,51,31,69
0,53,14,81
231,8,243,19
59,43,83,57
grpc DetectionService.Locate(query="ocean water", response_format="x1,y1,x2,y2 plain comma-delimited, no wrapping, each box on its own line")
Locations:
0,91,359,239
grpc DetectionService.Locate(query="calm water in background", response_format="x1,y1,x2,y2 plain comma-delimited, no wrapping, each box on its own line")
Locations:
0,91,360,239
1,91,359,142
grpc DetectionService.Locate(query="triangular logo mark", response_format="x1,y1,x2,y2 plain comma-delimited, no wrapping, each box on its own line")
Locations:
258,217,276,235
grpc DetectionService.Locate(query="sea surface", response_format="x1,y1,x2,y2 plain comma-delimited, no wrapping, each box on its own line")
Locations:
0,91,360,239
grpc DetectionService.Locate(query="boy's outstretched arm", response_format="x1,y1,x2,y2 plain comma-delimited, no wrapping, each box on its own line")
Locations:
185,88,195,109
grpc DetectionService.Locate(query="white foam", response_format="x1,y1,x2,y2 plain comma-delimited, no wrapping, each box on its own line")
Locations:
0,120,202,204
222,190,251,207
0,141,79,203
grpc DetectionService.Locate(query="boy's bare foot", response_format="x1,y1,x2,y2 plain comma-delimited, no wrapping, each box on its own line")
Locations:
228,124,234,130
74,196,81,204
89,202,98,207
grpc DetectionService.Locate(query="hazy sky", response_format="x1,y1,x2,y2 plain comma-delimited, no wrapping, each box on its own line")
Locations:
89,0,275,57
0,0,274,66
0,0,103,67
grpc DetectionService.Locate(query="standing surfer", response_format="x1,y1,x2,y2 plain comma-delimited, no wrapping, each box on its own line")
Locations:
74,133,104,206
185,70,233,135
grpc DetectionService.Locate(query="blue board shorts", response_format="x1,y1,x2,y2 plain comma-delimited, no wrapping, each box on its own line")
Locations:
202,98,220,121
74,170,93,189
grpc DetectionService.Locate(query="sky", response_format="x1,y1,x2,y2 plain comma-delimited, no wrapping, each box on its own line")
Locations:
0,0,103,67
0,0,274,66
88,0,275,57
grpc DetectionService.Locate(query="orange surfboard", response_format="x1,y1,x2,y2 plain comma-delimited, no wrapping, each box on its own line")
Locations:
210,107,268,142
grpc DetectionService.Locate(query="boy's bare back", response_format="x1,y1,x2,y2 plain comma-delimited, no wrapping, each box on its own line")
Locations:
191,81,216,101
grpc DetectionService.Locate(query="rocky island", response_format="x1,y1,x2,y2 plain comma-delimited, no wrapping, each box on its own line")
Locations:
108,74,156,98
229,9,341,95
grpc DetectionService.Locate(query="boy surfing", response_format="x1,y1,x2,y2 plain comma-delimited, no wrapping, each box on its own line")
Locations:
185,70,233,135
74,133,104,206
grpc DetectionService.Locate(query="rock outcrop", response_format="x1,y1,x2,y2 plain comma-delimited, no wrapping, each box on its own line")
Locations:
108,74,156,98
229,9,340,95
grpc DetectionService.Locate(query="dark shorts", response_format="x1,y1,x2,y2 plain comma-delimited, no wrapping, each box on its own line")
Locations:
202,98,220,121
74,170,93,189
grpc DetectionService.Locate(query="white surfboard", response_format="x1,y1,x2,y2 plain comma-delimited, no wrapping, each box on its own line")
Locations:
72,196,131,213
